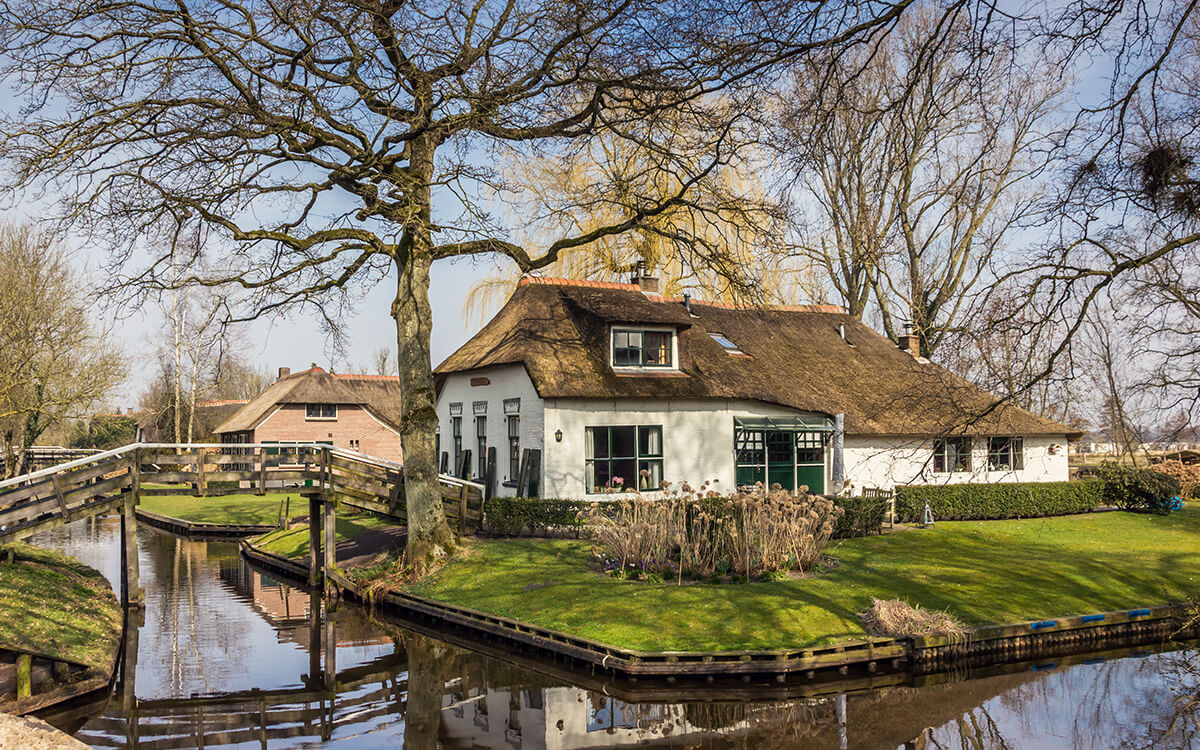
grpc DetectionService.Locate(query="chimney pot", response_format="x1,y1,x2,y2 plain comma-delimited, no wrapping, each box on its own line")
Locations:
898,332,921,357
278,366,291,380
630,263,659,294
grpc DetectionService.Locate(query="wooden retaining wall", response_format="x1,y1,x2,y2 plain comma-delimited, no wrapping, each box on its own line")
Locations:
133,509,278,539
240,539,1196,684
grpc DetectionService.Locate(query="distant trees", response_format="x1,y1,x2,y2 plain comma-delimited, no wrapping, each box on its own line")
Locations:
0,222,126,476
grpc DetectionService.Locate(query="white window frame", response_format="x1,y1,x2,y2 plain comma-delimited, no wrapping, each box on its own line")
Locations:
305,403,338,421
609,325,679,371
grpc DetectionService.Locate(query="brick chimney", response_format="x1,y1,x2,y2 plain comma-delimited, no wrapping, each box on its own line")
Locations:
898,324,921,358
631,260,659,294
277,366,291,380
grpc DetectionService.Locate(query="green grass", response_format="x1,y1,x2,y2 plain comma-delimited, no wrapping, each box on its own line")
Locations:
410,506,1200,652
253,513,396,559
138,493,296,526
0,544,122,669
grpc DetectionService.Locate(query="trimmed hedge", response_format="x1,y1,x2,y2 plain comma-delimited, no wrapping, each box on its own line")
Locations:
832,496,889,538
484,497,589,536
1095,463,1182,514
894,480,1103,522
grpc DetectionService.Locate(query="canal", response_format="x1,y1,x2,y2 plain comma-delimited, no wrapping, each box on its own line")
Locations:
27,517,1200,748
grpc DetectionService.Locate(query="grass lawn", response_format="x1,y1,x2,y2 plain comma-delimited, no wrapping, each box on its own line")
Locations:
409,506,1200,652
252,513,397,559
0,544,122,669
138,493,297,526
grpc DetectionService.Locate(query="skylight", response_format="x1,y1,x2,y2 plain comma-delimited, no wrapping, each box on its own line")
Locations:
709,332,742,353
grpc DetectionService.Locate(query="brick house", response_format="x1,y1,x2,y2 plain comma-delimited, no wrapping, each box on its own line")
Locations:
214,366,404,463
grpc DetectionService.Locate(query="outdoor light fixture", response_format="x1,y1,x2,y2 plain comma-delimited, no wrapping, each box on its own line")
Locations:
555,429,563,442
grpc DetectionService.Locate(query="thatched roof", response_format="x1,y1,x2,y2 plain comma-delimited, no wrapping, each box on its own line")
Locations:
214,367,404,434
435,278,1078,438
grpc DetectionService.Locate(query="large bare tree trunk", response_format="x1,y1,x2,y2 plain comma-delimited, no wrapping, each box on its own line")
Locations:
394,132,455,571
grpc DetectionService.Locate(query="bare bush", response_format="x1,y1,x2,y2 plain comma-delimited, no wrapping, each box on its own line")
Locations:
1152,460,1200,500
858,598,967,638
585,482,842,582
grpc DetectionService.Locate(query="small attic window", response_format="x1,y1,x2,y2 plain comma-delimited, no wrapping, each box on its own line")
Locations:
709,332,742,354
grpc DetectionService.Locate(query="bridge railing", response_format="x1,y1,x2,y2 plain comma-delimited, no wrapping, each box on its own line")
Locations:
0,443,484,540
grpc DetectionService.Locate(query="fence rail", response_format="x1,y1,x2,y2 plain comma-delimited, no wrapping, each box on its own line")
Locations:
0,443,484,541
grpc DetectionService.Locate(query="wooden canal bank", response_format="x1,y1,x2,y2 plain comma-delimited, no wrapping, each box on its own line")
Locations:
133,508,277,539
241,537,1198,685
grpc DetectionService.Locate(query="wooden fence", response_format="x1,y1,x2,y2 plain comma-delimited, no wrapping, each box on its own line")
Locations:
0,443,484,542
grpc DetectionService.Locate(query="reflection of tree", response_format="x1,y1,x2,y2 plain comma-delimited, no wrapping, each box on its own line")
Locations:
402,632,458,750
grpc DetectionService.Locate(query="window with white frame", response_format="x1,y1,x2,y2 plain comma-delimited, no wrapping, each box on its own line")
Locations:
305,403,337,420
585,426,663,493
507,415,520,481
933,437,972,473
987,437,1025,471
476,415,487,478
611,328,673,368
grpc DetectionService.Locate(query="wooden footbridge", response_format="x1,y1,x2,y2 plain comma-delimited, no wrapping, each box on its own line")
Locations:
0,443,483,604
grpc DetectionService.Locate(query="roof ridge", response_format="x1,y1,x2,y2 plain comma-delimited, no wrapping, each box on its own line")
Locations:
332,373,402,381
644,295,845,314
518,276,640,291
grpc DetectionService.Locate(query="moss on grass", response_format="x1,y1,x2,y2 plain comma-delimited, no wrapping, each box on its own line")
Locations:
253,513,396,559
0,544,122,669
409,506,1200,652
138,493,297,526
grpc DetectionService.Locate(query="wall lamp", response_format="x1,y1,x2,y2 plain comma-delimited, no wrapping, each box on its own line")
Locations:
554,429,563,442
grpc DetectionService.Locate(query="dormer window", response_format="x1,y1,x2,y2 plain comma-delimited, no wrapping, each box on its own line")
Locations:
612,328,674,368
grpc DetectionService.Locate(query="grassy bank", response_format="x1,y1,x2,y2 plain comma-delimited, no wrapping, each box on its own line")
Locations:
253,514,396,559
408,507,1200,652
138,493,296,526
0,544,122,669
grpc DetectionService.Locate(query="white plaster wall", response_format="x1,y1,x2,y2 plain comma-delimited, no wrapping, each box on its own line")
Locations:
844,434,1071,491
435,364,544,495
541,398,827,499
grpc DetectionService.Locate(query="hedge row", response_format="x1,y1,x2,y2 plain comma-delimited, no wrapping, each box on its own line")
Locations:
894,480,1103,522
484,496,589,536
831,496,890,538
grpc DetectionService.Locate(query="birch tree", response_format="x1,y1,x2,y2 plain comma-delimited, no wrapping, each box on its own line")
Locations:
0,0,916,568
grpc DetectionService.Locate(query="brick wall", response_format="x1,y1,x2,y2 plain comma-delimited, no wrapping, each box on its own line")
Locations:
253,404,404,463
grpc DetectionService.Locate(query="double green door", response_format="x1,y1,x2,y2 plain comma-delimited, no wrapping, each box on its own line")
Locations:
735,428,826,493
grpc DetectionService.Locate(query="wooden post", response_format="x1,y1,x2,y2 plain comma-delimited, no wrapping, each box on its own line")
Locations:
122,607,141,714
258,448,268,496
308,589,322,684
197,448,207,497
323,495,336,589
484,447,497,503
458,483,469,535
16,654,31,699
308,495,321,588
122,492,142,607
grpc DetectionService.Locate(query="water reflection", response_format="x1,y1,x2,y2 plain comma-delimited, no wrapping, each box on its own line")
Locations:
26,517,1200,749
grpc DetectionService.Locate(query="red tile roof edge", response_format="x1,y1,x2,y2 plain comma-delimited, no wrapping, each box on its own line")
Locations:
518,276,845,314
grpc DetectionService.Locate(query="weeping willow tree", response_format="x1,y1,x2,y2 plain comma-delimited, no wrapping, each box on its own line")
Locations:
465,111,794,322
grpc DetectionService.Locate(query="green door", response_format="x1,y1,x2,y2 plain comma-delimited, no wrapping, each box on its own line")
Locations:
766,431,796,490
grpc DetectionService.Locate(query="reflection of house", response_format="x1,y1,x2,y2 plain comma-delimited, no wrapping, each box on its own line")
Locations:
435,275,1079,496
440,684,728,749
215,366,405,463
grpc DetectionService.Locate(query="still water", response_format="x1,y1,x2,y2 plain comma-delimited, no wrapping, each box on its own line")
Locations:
27,517,1200,749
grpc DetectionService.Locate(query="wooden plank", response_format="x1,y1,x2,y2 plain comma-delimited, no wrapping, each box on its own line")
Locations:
61,474,132,506
48,474,70,517
327,471,389,498
258,449,267,496
387,471,403,515
458,483,468,533
197,449,207,497
138,471,199,485
329,456,392,481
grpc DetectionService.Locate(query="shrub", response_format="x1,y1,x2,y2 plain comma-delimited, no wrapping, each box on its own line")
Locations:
1151,460,1200,500
585,482,843,582
1095,463,1182,514
894,480,1102,522
832,496,890,537
484,497,589,536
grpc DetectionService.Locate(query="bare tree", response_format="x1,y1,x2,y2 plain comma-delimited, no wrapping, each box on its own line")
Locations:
777,5,1062,356
0,222,126,476
0,0,915,568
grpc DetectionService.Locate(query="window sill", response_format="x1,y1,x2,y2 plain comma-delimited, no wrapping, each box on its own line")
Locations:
304,417,338,422
501,481,518,488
